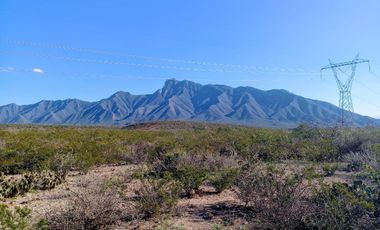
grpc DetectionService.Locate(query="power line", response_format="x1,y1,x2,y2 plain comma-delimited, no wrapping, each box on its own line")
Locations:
0,38,319,74
0,51,321,76
0,65,290,85
351,92,380,110
355,79,380,96
370,71,380,79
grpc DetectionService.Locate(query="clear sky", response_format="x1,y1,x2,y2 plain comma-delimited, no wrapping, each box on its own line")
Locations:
1,0,380,117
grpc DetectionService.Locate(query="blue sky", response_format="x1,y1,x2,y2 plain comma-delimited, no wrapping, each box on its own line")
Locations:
1,0,380,117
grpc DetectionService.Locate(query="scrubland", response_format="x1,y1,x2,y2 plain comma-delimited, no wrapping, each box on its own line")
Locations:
0,121,379,229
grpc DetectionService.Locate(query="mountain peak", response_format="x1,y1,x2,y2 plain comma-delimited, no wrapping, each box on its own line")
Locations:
163,78,199,88
110,91,131,98
164,78,179,86
161,79,201,97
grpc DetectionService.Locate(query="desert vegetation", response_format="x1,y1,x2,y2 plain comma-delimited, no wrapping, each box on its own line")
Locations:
0,122,380,229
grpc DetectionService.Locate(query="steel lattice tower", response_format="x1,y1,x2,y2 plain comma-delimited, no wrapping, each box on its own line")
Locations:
321,54,370,126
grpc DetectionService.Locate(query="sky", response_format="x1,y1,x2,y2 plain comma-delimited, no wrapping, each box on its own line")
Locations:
1,0,380,117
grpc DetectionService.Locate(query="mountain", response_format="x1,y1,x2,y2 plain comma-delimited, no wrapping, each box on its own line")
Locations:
0,79,379,128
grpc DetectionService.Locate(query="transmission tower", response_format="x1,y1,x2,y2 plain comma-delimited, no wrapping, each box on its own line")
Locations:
321,54,370,126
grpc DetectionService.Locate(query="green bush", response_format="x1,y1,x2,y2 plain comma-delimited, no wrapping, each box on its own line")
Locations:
322,163,338,176
209,167,240,193
302,166,321,180
354,166,380,219
291,124,320,140
0,124,379,178
147,151,210,197
307,182,376,229
0,204,47,230
147,149,242,196
175,165,209,197
134,178,181,218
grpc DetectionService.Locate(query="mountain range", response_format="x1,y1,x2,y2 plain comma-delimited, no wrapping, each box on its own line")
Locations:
0,79,378,128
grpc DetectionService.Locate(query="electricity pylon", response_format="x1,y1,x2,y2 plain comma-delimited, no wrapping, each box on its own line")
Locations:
321,54,370,127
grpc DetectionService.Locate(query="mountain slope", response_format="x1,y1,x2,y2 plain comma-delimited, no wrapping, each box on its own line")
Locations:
0,79,378,127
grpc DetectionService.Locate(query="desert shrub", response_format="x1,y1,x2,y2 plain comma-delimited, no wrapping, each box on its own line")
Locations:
124,142,154,164
343,144,378,172
45,153,75,177
73,151,103,173
242,130,293,161
46,180,131,230
209,167,240,193
147,151,210,197
175,164,208,197
291,124,320,140
0,125,379,179
0,204,47,230
334,129,370,158
373,143,380,155
0,139,5,151
302,165,321,180
0,204,30,230
147,146,236,197
306,182,377,229
154,219,187,230
354,166,380,222
292,126,378,162
344,153,365,172
236,163,378,229
148,151,182,178
210,224,223,230
134,178,181,218
235,163,313,229
301,139,337,161
166,154,209,196
206,154,241,193
322,163,338,176
0,126,176,174
147,150,241,195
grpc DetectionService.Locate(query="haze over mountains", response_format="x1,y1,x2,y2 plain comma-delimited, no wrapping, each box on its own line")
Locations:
0,79,378,128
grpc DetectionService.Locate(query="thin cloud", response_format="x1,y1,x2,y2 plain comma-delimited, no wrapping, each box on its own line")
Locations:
32,68,44,74
0,67,15,72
